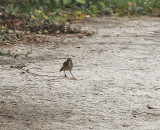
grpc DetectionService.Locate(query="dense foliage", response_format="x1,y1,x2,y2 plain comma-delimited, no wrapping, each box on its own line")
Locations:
1,0,160,17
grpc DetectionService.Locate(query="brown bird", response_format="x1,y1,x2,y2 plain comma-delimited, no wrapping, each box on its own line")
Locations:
60,58,73,77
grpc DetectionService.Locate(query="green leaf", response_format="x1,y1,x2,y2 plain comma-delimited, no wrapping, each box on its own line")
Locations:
76,0,86,4
44,0,50,4
91,5,99,14
55,0,61,6
13,27,16,34
63,0,71,5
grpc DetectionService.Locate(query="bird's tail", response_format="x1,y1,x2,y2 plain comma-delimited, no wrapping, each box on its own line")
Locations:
60,67,64,71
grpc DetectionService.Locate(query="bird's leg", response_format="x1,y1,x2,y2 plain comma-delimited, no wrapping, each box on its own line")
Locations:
64,71,67,77
70,71,74,78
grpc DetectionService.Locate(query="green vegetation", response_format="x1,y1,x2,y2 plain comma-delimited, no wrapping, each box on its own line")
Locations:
0,0,160,44
1,0,160,17
0,28,20,44
0,51,12,57
0,50,17,58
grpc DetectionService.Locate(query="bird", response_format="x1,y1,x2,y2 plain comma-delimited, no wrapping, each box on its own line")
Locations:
60,58,74,77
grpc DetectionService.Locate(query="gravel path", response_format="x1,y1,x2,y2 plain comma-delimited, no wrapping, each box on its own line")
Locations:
1,16,160,130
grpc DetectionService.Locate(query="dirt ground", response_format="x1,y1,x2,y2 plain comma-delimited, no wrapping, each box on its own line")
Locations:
0,16,160,130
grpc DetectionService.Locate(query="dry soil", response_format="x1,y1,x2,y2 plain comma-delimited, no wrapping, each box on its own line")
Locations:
0,16,160,130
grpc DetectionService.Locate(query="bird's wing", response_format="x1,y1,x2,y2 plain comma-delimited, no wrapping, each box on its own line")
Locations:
70,61,73,67
60,61,67,71
63,61,68,67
